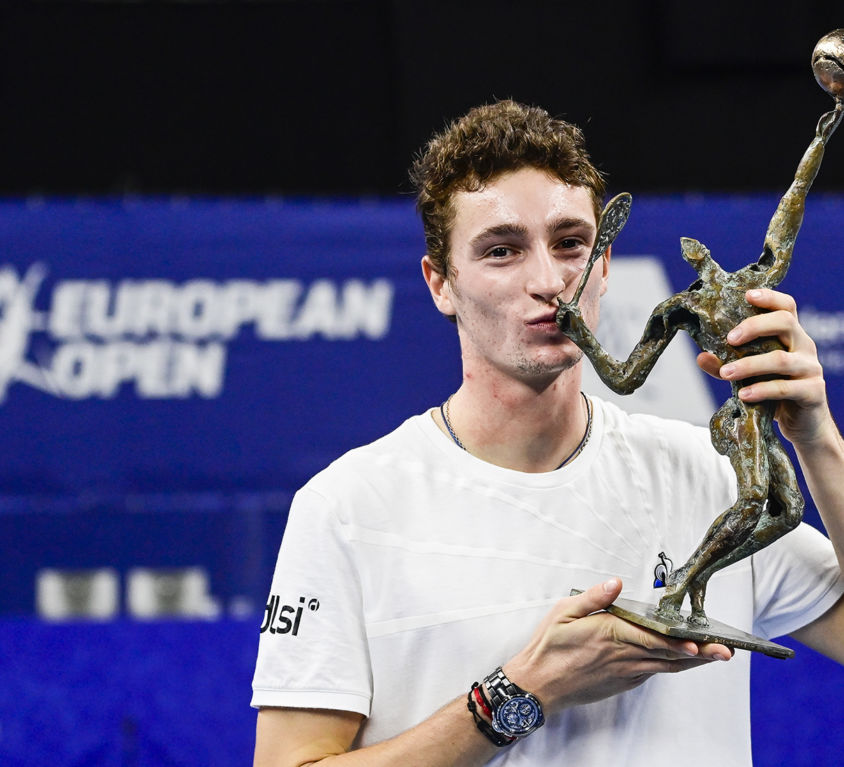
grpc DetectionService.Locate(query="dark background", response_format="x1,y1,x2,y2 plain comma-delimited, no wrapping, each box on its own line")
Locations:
1,0,843,197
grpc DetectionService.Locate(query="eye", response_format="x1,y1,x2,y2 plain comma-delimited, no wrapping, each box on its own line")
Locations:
556,237,587,251
554,238,591,270
485,245,516,260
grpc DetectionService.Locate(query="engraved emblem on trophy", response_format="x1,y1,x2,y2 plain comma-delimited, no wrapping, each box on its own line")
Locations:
559,30,844,658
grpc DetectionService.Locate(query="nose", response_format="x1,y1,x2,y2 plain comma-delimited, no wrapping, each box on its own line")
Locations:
526,249,566,304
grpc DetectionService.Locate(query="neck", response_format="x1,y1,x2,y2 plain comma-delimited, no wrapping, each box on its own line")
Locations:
438,364,590,472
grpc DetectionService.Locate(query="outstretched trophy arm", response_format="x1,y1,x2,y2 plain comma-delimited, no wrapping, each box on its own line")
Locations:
557,294,687,395
557,190,687,394
762,100,843,287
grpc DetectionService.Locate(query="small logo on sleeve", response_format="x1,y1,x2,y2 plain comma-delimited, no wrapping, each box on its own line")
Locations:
653,552,673,588
260,595,320,636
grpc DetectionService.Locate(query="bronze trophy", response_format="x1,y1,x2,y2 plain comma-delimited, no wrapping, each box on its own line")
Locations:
559,30,844,658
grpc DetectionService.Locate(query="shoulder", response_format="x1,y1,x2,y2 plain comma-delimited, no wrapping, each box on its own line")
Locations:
297,412,438,509
312,412,430,475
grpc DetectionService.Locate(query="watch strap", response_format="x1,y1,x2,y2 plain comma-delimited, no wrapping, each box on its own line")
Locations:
466,684,516,747
484,666,526,708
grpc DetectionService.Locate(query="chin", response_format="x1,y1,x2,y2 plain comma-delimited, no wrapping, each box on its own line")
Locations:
516,349,583,378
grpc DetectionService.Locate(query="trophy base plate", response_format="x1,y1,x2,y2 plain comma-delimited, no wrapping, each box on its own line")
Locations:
570,589,794,659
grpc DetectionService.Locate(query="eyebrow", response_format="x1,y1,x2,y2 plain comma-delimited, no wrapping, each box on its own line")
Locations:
547,215,596,235
469,216,595,249
468,223,529,249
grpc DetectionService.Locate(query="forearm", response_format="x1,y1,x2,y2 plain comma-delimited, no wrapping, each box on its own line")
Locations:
323,700,494,767
794,416,844,568
254,697,499,767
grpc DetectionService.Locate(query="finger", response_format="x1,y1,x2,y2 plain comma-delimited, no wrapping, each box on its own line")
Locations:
557,578,622,622
601,614,700,659
616,624,733,663
624,636,701,660
696,351,723,379
719,347,821,385
695,642,735,661
634,633,703,660
727,309,802,351
630,655,727,676
743,288,797,314
736,376,825,407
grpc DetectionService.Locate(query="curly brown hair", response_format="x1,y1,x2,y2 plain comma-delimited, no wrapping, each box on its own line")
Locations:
410,100,606,278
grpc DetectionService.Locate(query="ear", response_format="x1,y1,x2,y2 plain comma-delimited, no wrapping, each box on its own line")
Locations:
421,255,456,316
598,244,612,296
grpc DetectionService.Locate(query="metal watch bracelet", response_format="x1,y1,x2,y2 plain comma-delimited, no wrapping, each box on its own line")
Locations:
482,666,545,739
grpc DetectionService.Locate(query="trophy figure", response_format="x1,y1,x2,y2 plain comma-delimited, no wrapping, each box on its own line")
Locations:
558,30,844,658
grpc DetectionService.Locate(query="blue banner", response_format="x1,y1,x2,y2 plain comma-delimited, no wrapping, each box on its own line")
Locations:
1,195,843,767
2,195,844,617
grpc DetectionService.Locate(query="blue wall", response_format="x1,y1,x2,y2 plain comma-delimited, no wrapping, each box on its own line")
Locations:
1,195,842,764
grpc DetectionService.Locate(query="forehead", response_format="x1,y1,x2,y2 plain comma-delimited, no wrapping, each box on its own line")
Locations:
450,168,597,243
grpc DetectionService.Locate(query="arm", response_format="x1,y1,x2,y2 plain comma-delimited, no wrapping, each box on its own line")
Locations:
254,580,731,766
254,702,495,767
700,288,844,659
790,595,844,664
762,103,843,286
556,295,685,394
787,413,844,661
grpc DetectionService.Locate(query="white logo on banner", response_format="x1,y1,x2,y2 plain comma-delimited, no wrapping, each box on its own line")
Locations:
0,264,393,402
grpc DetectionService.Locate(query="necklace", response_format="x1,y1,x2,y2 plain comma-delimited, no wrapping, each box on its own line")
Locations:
439,392,593,469
441,395,466,450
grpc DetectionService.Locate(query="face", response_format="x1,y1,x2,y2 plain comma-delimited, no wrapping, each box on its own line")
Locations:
423,167,610,384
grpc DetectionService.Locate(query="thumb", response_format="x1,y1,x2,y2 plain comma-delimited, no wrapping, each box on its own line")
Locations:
696,351,723,379
560,578,622,621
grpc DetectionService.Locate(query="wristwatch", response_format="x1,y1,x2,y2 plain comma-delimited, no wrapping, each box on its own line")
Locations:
483,667,545,739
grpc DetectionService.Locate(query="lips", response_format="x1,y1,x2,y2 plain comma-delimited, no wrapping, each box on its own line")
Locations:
527,312,559,326
526,313,561,334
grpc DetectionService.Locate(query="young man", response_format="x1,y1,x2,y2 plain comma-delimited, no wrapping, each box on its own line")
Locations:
252,100,844,766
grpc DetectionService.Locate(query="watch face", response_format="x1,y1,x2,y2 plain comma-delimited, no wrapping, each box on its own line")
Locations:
495,695,543,737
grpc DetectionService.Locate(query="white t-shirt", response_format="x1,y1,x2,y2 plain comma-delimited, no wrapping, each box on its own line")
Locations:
252,398,843,766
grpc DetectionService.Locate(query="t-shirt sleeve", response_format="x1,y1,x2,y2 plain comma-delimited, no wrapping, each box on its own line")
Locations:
752,521,844,640
251,485,372,715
